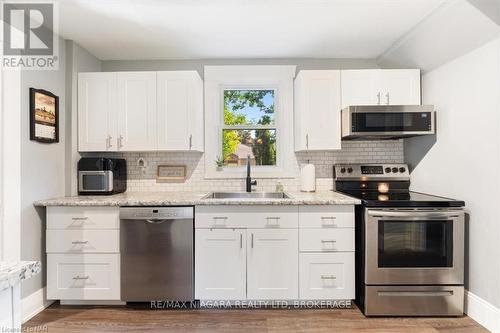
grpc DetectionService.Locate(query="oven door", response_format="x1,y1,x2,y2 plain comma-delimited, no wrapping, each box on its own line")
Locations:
78,171,113,192
365,209,464,285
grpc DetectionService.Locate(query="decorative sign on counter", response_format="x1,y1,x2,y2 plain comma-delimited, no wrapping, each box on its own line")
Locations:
157,165,187,182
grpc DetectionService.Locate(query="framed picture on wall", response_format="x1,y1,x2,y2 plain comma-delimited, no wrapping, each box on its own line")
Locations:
29,88,59,143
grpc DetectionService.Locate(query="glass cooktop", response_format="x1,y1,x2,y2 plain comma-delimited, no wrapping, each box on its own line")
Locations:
338,190,465,207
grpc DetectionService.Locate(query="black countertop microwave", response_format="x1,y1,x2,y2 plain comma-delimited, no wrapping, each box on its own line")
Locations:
78,157,127,195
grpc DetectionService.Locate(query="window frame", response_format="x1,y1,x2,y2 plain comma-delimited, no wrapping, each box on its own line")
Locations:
204,66,296,179
221,87,279,168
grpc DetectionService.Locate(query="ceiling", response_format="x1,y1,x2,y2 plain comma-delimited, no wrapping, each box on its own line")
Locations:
56,0,447,60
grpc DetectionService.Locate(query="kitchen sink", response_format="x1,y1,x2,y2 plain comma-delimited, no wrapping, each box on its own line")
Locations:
203,192,291,199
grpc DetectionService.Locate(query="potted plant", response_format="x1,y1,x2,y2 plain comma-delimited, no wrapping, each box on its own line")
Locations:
215,156,224,171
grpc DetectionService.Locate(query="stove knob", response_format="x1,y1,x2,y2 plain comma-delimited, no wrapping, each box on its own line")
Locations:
347,167,353,173
392,167,398,173
340,167,346,173
385,167,391,173
399,167,406,173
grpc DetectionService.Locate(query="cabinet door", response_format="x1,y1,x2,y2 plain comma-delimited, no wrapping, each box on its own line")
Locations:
380,69,421,105
78,72,117,152
294,70,341,151
247,229,298,300
157,71,204,151
341,70,380,108
195,229,246,300
116,72,157,151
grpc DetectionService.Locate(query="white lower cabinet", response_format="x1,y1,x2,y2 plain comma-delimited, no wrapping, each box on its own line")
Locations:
194,205,355,302
195,229,247,300
247,229,298,300
47,253,120,300
299,252,355,300
46,206,121,302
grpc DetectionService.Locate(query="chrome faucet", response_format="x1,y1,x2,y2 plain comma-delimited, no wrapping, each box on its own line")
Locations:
246,154,257,192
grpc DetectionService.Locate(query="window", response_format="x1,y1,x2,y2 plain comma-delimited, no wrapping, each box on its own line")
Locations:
222,90,276,167
204,65,296,179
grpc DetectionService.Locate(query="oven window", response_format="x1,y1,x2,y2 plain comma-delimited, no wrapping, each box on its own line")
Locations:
82,175,106,191
378,220,453,267
352,112,432,132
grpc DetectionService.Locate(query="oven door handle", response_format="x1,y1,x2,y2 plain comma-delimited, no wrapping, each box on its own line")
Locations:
368,210,461,219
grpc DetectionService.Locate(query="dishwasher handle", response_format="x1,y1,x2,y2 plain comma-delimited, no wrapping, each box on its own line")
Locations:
145,219,171,224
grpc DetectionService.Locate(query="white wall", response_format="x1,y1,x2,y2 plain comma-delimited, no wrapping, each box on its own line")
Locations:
378,0,499,73
20,38,67,302
407,39,500,310
65,41,102,195
101,58,379,76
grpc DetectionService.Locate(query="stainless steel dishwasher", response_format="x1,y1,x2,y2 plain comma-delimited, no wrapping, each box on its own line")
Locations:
120,207,194,301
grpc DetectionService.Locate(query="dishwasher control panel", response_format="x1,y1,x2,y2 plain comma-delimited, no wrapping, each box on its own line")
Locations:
120,207,194,220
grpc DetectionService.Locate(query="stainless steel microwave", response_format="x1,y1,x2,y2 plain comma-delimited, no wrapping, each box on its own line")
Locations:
341,105,435,140
78,157,127,195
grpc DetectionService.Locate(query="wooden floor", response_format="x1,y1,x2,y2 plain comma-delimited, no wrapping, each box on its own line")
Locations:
24,303,487,333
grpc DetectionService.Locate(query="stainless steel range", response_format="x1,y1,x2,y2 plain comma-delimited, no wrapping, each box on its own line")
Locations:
334,164,465,316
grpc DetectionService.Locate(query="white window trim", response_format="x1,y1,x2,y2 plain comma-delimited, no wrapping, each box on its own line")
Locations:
204,65,296,179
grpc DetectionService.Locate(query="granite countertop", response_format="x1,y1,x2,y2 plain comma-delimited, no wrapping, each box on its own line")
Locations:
0,261,41,291
34,191,360,206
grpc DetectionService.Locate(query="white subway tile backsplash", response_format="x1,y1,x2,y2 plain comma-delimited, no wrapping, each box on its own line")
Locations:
96,140,403,192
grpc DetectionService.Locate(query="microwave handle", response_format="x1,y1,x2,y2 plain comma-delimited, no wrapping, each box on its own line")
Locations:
368,210,461,219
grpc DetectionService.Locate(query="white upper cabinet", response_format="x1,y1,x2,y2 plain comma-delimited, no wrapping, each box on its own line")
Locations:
294,70,342,151
341,69,421,108
116,72,157,151
78,73,117,152
78,71,204,152
340,69,380,108
157,71,204,151
380,69,421,105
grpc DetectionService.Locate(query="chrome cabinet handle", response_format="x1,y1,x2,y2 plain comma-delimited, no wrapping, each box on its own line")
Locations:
118,135,123,149
213,216,228,220
385,92,390,105
306,134,309,149
251,233,254,248
189,134,193,149
240,233,243,249
106,135,112,148
71,217,88,221
72,275,89,280
377,92,381,105
321,216,336,220
321,275,336,280
321,240,337,243
71,241,88,244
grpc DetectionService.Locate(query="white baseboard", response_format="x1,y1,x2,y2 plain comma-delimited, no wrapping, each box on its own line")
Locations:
21,287,54,324
465,290,500,333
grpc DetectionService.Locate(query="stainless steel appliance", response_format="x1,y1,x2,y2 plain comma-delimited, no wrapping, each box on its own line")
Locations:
341,105,435,140
120,207,194,302
334,164,465,316
78,157,126,195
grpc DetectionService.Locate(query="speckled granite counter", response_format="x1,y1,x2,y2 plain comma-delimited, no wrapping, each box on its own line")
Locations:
0,261,41,291
34,191,360,206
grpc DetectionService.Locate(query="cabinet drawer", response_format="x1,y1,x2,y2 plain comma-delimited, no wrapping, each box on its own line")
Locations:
299,253,354,300
196,206,298,229
47,254,120,300
299,229,354,252
46,230,119,253
47,206,119,230
299,206,354,228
